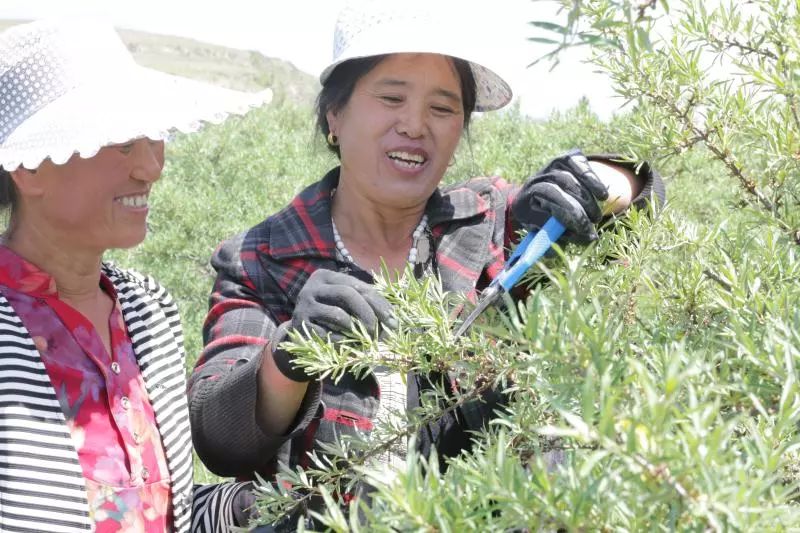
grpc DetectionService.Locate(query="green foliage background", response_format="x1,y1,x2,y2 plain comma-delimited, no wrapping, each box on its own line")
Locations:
7,1,799,527
106,95,799,532
110,100,724,375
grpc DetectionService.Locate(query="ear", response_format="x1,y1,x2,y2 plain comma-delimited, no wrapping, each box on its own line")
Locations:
326,109,339,136
9,167,44,199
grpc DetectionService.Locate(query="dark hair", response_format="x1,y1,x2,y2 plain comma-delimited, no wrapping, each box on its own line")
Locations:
0,169,16,212
315,54,477,158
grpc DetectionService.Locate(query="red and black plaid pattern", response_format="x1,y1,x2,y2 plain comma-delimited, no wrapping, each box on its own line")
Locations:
188,161,664,481
187,167,521,477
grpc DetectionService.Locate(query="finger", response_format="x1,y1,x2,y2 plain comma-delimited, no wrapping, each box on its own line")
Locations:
317,270,397,331
315,284,380,333
303,300,359,336
296,322,332,341
348,285,397,331
544,152,609,201
559,154,609,201
527,183,597,240
534,171,603,223
512,204,551,231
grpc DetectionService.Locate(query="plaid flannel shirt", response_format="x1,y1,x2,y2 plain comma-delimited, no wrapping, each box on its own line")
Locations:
188,160,664,481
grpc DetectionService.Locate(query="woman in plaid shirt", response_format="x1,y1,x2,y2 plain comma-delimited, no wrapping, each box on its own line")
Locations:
188,1,665,526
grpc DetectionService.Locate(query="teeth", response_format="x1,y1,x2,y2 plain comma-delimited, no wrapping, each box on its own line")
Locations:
388,151,426,164
118,194,148,208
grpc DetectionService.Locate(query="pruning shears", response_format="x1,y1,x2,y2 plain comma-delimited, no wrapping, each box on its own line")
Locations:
453,217,565,338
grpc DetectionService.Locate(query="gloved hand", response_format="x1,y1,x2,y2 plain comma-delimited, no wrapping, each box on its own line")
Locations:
512,149,610,243
270,269,397,381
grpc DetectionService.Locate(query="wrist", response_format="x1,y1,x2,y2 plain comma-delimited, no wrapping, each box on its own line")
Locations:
268,321,313,382
589,161,635,215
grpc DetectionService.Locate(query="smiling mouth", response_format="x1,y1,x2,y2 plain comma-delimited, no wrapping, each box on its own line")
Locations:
115,193,149,208
387,151,427,169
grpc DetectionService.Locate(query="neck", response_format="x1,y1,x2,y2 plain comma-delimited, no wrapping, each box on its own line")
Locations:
331,179,426,247
5,221,103,302
331,180,427,276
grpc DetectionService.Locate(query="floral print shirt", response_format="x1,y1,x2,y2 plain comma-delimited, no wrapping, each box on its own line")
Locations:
0,246,172,532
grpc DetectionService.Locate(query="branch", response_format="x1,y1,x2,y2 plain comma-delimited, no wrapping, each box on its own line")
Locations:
262,368,499,521
712,35,779,61
702,268,733,292
630,66,784,221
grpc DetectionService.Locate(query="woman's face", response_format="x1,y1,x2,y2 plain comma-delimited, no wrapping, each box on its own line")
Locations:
327,53,465,209
19,138,164,253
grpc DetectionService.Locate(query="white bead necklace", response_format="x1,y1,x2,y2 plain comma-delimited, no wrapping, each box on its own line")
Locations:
332,214,428,267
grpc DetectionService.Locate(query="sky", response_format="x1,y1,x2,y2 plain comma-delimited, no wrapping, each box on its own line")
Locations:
0,0,623,119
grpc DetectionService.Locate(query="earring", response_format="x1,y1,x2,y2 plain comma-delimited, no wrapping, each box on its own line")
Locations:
327,132,339,146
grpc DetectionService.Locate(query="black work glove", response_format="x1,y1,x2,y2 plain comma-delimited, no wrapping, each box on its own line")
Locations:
270,269,397,382
512,149,609,243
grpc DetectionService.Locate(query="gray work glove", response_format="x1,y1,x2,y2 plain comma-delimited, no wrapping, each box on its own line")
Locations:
512,149,609,243
270,269,397,382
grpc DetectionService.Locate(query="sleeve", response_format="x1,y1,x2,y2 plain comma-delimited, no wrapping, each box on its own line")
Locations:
505,154,667,239
191,481,257,532
187,232,322,477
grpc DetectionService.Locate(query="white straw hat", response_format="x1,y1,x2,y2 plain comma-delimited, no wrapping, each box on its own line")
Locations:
319,0,513,112
0,18,272,171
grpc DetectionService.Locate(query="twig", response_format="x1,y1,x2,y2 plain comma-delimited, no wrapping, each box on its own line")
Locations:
702,269,733,292
265,370,498,519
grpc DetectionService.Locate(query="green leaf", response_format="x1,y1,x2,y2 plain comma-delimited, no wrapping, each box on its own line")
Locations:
528,20,570,34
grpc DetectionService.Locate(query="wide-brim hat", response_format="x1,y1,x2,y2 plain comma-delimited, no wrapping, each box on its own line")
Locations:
319,0,513,113
0,18,272,171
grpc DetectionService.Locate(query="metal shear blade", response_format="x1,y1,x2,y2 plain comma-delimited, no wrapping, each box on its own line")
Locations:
452,285,502,338
452,217,566,338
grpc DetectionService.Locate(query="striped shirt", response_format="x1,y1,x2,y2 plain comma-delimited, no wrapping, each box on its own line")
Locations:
0,262,251,532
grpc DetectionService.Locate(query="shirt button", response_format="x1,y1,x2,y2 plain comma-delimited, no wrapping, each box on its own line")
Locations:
141,467,150,481
133,431,142,444
110,362,121,374
120,397,131,410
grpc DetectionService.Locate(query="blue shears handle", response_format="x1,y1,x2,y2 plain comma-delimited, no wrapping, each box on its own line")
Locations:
493,217,566,292
452,217,565,338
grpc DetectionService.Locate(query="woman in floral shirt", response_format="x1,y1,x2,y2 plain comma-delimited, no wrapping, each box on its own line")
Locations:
0,19,270,532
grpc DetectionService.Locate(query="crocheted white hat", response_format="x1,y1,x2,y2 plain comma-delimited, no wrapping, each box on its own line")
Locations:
0,18,272,171
319,0,513,112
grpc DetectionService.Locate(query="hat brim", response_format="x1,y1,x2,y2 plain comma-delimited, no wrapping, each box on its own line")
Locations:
0,66,271,171
319,40,512,112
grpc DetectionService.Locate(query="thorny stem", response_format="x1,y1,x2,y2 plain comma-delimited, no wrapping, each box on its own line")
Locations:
712,35,779,61
635,0,657,21
702,268,733,292
623,57,786,222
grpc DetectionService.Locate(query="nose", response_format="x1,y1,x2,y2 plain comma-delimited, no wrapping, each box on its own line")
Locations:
395,101,426,139
129,138,165,183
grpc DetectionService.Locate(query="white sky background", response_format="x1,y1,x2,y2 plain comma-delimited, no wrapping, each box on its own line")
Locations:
0,0,623,120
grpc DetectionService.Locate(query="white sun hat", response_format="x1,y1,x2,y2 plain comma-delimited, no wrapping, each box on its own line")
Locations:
0,18,273,171
319,0,513,112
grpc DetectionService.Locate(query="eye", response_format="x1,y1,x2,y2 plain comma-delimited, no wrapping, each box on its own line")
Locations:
431,105,457,115
379,95,404,105
116,143,135,155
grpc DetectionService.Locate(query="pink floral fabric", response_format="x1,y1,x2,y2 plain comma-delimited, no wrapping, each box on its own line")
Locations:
0,246,172,532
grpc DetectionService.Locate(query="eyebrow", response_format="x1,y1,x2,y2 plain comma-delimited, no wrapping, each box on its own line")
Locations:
374,78,462,104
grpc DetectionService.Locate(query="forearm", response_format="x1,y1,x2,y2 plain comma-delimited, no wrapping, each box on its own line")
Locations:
257,345,310,435
190,350,283,476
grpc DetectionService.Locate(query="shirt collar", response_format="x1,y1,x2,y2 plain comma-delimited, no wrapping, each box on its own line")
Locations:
267,167,490,261
0,245,116,299
0,245,58,296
